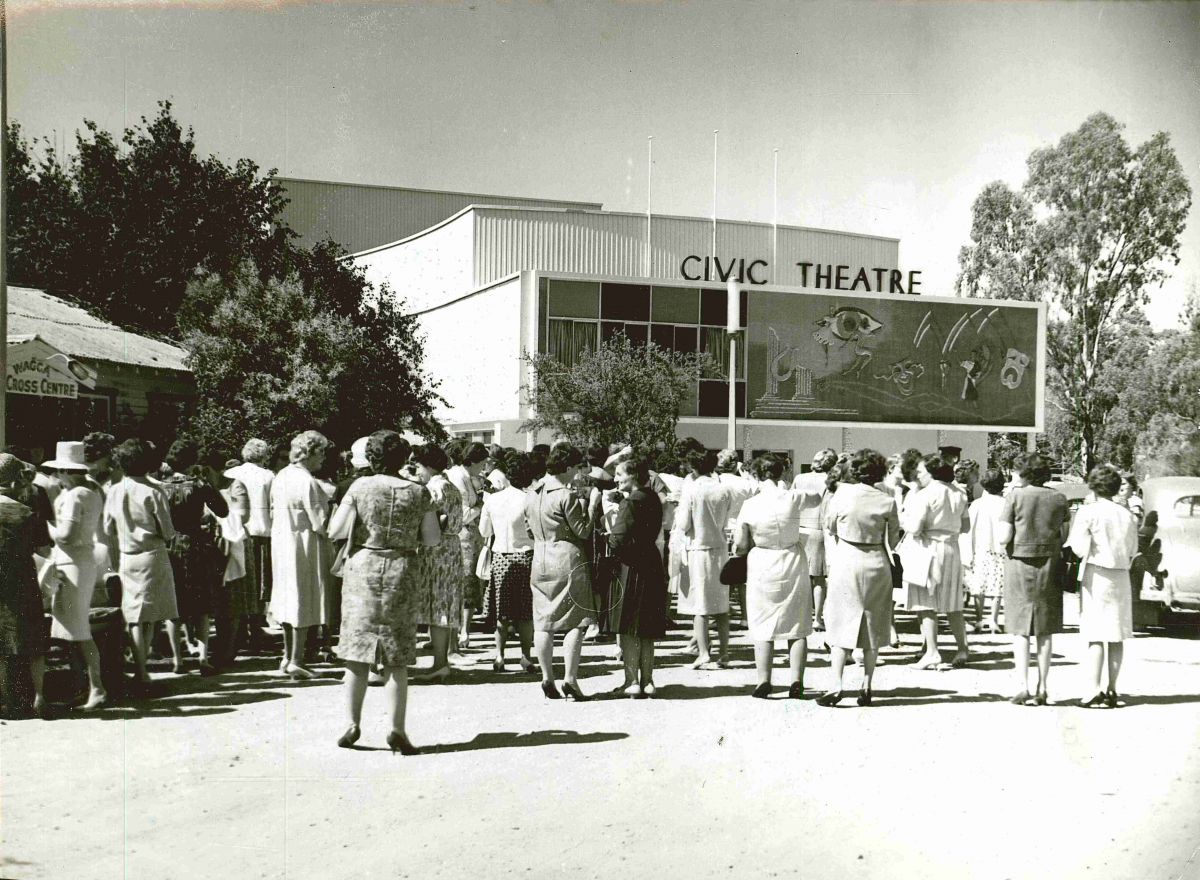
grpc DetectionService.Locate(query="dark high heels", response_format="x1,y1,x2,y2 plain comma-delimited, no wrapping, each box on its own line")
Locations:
1105,689,1121,709
541,680,562,700
857,687,873,707
561,682,590,702
1081,693,1107,709
337,724,361,748
816,690,843,707
1009,691,1031,706
751,682,772,700
788,682,805,700
386,731,420,756
1034,691,1048,707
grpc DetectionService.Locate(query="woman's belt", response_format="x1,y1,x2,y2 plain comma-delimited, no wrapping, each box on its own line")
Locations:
918,529,958,543
356,546,418,557
839,538,885,549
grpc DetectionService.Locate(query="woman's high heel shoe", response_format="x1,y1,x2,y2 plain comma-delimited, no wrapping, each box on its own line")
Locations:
751,682,772,700
561,682,590,702
1034,691,1048,707
1081,693,1107,709
1105,689,1121,709
386,731,419,756
337,724,361,748
788,682,805,700
857,687,873,707
816,690,843,707
1009,691,1031,706
541,680,562,700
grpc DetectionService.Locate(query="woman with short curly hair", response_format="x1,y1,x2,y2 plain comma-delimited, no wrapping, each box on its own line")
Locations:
819,449,900,706
1068,465,1138,708
329,430,440,752
998,452,1068,705
270,430,333,679
899,452,971,670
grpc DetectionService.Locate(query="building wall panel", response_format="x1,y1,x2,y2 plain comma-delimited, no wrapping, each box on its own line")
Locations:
356,212,476,314
276,178,600,255
416,277,524,424
473,209,900,290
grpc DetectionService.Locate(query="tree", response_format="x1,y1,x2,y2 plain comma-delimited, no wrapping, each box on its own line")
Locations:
958,113,1192,473
521,334,712,456
5,102,290,336
180,263,444,460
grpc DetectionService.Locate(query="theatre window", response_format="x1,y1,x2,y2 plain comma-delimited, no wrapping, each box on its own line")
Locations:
538,277,748,418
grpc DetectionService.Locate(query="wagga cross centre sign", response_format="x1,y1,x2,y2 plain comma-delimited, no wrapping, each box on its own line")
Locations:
744,289,1045,431
5,337,90,400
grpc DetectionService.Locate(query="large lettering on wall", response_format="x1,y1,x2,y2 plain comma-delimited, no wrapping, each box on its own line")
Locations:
745,290,1044,429
679,255,922,294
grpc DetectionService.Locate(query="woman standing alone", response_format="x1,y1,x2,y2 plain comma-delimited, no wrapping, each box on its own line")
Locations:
331,431,439,753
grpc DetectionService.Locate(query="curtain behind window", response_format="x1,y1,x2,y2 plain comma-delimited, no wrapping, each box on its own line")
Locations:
702,328,744,379
548,319,597,367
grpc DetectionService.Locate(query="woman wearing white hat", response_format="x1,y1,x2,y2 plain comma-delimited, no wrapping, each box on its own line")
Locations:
45,441,107,709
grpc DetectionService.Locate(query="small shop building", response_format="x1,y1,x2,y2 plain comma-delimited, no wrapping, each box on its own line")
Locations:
5,286,193,462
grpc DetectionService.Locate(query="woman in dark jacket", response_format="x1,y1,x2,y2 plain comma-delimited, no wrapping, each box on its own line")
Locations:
997,452,1068,706
608,455,667,698
0,454,49,717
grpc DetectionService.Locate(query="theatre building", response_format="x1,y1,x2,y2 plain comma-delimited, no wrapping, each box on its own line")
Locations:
5,286,193,461
280,179,1046,467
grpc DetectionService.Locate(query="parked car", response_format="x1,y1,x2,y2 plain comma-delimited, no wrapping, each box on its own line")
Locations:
1131,477,1200,629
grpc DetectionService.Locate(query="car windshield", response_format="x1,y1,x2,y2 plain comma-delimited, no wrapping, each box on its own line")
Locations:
1171,495,1200,517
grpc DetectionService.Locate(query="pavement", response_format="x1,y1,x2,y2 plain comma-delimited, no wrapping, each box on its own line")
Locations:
3,605,1200,880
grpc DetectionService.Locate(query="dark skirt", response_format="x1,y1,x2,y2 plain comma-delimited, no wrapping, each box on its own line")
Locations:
171,534,225,621
247,535,273,606
219,546,261,619
612,552,668,640
1004,555,1063,636
0,556,48,657
485,550,534,626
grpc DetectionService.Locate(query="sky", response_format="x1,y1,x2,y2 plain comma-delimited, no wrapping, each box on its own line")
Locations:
8,0,1200,328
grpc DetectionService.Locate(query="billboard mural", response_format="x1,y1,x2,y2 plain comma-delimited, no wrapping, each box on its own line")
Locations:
746,291,1044,429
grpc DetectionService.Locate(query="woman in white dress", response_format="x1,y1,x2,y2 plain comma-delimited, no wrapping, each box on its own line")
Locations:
1067,465,1139,708
899,453,971,669
45,441,107,709
735,454,823,698
270,430,332,679
677,448,732,669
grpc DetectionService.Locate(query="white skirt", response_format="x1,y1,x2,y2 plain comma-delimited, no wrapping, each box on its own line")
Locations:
678,546,729,616
1080,564,1133,642
745,545,812,641
903,540,963,614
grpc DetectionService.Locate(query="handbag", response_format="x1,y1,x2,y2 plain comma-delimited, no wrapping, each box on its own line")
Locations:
475,539,493,581
719,553,747,586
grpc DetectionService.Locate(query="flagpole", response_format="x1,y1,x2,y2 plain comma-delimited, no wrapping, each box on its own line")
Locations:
711,130,719,262
772,148,779,272
0,0,9,450
646,136,653,279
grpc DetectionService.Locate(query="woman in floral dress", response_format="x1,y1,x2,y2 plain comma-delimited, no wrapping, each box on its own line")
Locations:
410,443,463,680
329,431,439,753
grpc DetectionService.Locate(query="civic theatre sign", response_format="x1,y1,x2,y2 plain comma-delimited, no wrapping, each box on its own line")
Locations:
679,255,923,294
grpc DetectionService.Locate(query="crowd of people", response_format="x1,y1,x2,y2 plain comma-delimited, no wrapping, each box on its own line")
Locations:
0,429,1145,750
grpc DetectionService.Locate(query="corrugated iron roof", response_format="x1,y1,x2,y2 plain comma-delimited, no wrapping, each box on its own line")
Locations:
6,286,190,373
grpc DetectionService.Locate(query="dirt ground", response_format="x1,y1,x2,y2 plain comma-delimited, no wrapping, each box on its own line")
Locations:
4,606,1200,880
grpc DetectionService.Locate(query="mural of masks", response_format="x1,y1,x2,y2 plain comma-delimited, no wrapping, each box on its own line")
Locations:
1000,348,1030,390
